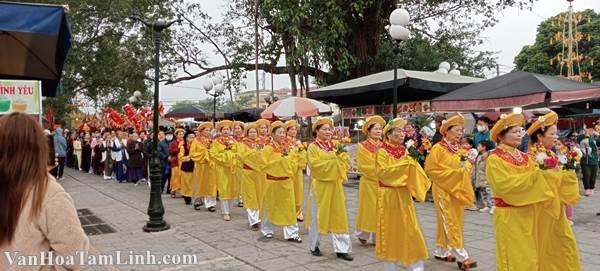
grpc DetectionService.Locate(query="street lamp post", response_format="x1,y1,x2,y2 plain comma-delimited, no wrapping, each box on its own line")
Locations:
130,16,181,233
203,76,225,125
387,4,411,118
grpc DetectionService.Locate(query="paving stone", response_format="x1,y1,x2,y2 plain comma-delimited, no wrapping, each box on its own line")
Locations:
56,168,600,270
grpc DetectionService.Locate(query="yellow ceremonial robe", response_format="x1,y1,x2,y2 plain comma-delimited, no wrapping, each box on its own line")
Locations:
246,145,297,226
291,144,307,212
209,138,237,200
424,143,474,250
356,141,380,233
306,143,350,234
486,147,556,271
537,169,581,271
236,141,264,210
178,145,194,197
375,148,430,265
191,138,216,197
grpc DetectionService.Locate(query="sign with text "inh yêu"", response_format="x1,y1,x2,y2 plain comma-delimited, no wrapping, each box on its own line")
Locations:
0,80,42,115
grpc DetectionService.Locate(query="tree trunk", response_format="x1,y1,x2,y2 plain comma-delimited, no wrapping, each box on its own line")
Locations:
282,32,298,97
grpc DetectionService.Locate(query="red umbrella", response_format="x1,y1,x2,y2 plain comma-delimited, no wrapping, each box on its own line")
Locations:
261,96,331,119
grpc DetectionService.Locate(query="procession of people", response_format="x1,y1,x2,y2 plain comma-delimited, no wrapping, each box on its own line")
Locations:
46,111,588,271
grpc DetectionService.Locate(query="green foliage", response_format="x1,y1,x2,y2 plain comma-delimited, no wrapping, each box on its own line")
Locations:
515,9,600,82
18,0,181,123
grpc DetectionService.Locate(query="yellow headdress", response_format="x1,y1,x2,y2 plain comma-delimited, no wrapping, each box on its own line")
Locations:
527,111,558,136
255,119,271,129
216,120,233,132
243,122,257,135
285,119,300,129
312,117,334,132
233,121,244,129
362,115,386,135
270,120,286,134
174,128,185,135
197,122,213,132
490,113,525,142
383,117,407,138
440,114,465,136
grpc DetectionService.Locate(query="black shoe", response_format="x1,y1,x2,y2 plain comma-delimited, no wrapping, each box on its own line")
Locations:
250,223,260,231
310,247,322,256
238,202,244,207
336,253,353,261
208,206,216,212
287,236,302,243
184,196,192,205
193,201,202,210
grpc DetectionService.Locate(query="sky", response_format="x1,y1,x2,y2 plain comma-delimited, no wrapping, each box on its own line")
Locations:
160,0,600,105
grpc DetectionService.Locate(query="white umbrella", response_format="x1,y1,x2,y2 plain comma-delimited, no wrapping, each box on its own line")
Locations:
261,96,332,118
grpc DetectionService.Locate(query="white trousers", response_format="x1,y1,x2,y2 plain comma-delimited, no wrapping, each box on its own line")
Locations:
260,208,299,238
355,231,376,244
383,261,424,271
203,196,217,208
433,247,469,262
246,208,261,226
307,190,351,253
221,200,233,215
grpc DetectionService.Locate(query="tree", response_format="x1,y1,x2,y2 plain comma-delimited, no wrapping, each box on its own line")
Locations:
25,0,181,123
167,0,537,96
515,9,600,82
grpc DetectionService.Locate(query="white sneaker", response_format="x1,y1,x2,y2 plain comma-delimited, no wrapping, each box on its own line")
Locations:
489,207,495,214
479,207,490,213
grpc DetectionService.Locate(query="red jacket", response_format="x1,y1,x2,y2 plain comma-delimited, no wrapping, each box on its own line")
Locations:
169,139,182,168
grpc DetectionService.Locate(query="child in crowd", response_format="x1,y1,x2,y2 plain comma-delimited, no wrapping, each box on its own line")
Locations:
474,140,494,214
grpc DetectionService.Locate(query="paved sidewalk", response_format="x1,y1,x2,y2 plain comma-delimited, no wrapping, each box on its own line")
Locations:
60,168,599,270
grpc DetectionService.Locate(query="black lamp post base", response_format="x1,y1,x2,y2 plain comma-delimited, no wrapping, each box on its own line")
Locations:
143,221,170,232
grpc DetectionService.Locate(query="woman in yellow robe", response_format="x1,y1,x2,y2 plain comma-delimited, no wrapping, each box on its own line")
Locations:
376,118,431,271
178,131,196,205
486,112,556,271
424,114,477,270
236,122,264,230
209,120,238,221
191,122,217,212
256,119,271,147
286,119,307,221
233,120,245,207
306,117,353,261
245,121,302,242
526,111,581,271
355,115,385,245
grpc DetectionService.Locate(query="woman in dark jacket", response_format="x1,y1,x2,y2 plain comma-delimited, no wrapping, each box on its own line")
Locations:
66,131,74,168
80,133,92,173
127,133,145,184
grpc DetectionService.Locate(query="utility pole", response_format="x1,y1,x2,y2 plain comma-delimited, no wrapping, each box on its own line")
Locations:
254,0,260,108
496,64,500,77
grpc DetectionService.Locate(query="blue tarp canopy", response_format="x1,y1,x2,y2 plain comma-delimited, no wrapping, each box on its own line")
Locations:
0,1,72,97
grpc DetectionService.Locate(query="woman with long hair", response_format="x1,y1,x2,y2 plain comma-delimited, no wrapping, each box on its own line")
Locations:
0,113,89,269
306,117,353,261
424,114,477,270
355,115,385,245
525,111,580,270
376,118,431,271
236,122,264,230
